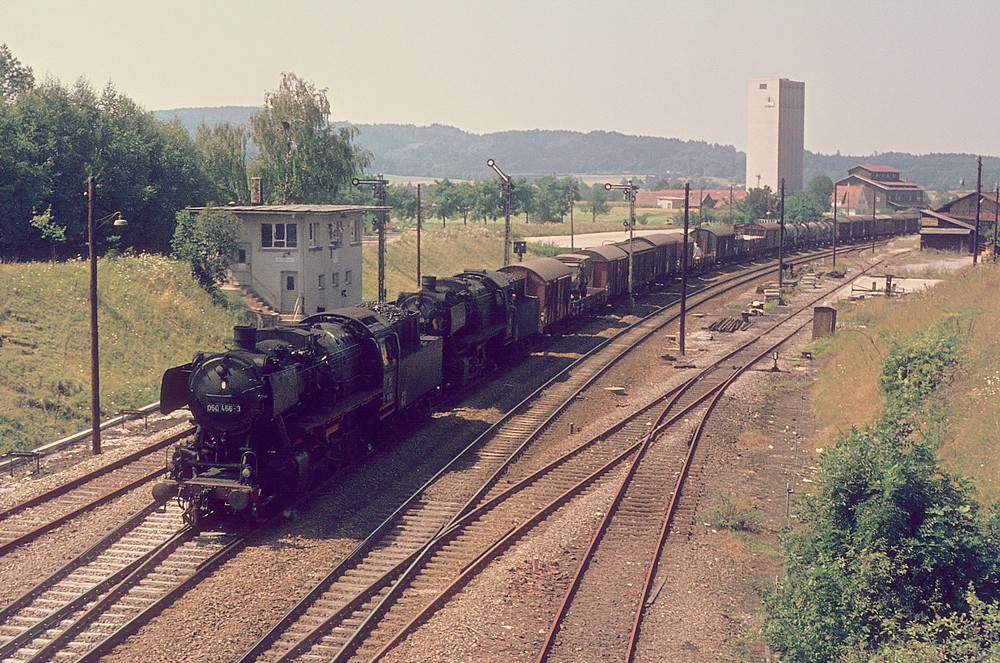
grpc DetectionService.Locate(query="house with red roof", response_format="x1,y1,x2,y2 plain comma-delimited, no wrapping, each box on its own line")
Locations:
834,164,925,215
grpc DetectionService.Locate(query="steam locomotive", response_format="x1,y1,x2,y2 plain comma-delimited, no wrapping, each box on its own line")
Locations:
155,303,444,523
155,217,918,522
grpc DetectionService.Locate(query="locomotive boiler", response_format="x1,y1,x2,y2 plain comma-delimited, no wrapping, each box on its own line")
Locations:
154,303,441,524
396,270,538,386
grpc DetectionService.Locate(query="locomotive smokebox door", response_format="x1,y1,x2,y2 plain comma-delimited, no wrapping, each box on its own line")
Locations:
160,364,193,414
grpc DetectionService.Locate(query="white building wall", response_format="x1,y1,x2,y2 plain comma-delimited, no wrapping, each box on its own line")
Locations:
746,77,805,194
229,208,365,315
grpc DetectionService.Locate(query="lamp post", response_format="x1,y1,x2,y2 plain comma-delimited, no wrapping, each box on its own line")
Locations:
605,179,639,311
86,176,127,455
352,175,387,302
487,159,513,266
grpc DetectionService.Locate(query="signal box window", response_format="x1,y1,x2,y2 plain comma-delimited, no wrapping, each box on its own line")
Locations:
261,222,298,248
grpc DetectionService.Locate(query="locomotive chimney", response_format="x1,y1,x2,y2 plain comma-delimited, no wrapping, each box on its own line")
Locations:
422,275,437,292
233,325,257,350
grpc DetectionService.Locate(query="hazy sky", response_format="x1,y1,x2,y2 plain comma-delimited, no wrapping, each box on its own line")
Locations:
5,1,998,157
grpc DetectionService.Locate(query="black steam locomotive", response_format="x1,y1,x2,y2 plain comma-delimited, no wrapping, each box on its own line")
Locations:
396,270,538,387
155,302,444,523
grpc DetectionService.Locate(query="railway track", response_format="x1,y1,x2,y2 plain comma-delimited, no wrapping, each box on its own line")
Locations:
0,499,244,661
370,253,897,662
0,428,191,558
233,246,873,661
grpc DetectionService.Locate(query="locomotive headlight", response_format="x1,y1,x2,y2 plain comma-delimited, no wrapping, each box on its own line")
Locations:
241,465,253,479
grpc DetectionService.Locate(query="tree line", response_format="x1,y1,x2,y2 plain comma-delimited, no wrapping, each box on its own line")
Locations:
0,41,842,266
0,45,369,262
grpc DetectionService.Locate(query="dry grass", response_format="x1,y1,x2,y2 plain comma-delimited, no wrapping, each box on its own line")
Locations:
809,259,1000,503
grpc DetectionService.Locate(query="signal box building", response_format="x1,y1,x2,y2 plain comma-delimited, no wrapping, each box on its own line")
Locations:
211,204,386,317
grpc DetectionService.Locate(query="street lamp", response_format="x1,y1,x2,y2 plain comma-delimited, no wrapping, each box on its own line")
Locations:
487,159,513,266
604,179,639,311
86,176,128,455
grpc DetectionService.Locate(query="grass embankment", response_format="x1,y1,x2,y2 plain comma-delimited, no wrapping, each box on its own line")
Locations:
0,255,242,454
809,258,1000,503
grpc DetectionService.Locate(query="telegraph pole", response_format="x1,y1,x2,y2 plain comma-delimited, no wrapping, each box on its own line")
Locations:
973,155,982,265
778,178,786,290
993,183,999,263
352,175,388,302
487,159,513,266
832,183,839,271
416,183,422,286
680,182,690,356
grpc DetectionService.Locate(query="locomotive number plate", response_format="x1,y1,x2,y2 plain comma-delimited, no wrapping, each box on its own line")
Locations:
206,403,241,413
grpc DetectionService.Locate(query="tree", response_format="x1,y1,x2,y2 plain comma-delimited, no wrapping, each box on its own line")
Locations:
29,206,65,260
532,176,577,223
586,184,610,221
248,72,370,204
195,121,249,205
740,186,775,220
386,184,418,222
171,207,241,291
764,323,1000,660
0,43,33,101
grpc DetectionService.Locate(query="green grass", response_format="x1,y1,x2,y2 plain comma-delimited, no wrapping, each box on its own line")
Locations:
809,260,1000,504
0,255,242,453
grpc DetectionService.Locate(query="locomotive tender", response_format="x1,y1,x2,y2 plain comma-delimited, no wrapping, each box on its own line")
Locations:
156,217,917,521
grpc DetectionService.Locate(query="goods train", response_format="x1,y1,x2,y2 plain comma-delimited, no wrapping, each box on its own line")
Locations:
155,215,917,522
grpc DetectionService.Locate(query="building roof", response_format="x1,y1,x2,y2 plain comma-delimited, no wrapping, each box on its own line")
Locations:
921,209,975,230
837,173,924,192
191,204,389,215
921,227,971,235
852,164,901,174
635,189,748,207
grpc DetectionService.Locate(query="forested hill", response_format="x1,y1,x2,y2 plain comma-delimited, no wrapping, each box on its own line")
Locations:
155,106,998,190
